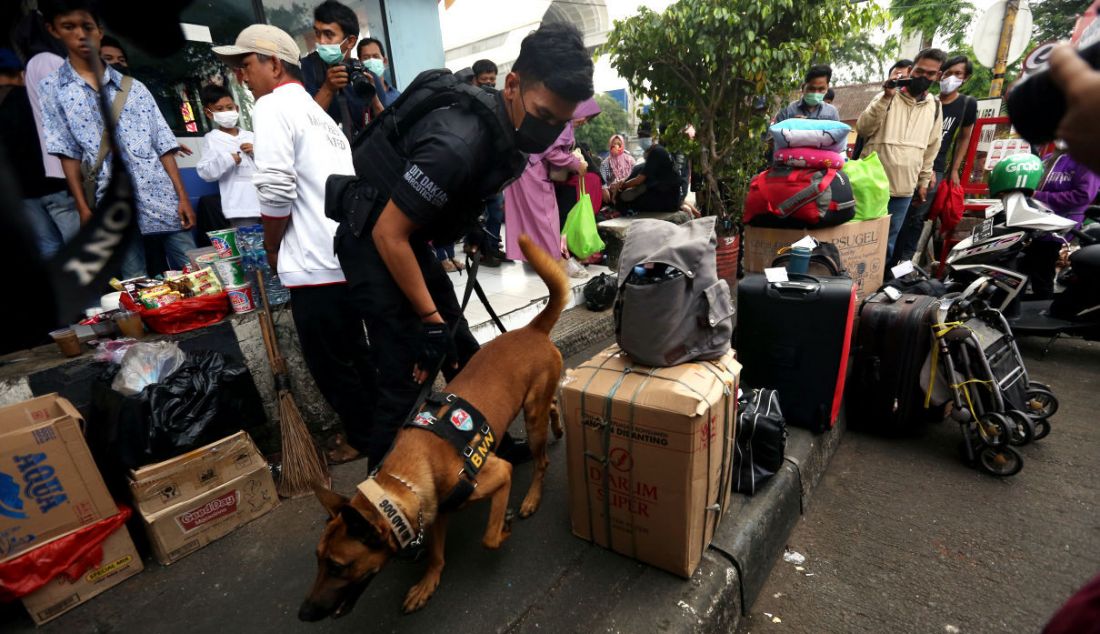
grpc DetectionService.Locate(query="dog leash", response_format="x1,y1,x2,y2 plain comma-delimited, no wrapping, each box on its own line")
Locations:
455,249,508,334
381,248,510,474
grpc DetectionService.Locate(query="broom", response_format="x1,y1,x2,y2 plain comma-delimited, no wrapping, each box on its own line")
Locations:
256,269,331,498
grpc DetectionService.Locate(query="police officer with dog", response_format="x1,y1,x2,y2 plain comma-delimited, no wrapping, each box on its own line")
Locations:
326,22,594,467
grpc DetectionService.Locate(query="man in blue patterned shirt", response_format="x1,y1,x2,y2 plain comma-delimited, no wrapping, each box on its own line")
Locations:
38,0,196,278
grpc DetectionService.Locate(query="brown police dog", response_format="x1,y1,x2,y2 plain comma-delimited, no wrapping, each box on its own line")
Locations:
299,235,568,620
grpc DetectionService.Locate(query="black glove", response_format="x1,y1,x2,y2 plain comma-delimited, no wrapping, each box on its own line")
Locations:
416,322,457,378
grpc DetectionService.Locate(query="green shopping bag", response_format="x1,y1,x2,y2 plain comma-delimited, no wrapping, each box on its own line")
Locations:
562,178,604,259
842,151,890,221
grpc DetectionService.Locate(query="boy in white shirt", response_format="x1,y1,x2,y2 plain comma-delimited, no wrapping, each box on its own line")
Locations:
196,84,260,226
214,25,375,464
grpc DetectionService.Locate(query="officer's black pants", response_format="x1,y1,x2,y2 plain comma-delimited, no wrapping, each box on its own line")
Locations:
288,284,377,452
338,235,480,466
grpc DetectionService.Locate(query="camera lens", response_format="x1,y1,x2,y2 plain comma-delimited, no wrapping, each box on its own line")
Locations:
1009,41,1100,145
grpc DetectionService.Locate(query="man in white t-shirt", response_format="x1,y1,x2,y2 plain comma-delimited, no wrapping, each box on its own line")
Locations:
20,22,80,256
214,25,376,463
196,83,259,226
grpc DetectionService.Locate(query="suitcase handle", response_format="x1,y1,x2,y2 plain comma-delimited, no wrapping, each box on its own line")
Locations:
766,273,822,300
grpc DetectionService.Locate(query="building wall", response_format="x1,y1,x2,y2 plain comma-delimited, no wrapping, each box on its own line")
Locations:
382,0,445,90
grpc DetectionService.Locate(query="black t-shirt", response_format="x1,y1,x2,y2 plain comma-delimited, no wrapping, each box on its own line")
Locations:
301,51,369,139
339,93,524,286
933,95,978,173
389,106,492,239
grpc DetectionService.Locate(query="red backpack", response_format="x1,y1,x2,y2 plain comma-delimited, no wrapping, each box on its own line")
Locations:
744,166,856,229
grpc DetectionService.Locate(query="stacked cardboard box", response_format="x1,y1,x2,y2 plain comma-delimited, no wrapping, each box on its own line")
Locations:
742,215,890,302
0,394,142,624
560,346,740,577
20,524,143,625
129,431,278,565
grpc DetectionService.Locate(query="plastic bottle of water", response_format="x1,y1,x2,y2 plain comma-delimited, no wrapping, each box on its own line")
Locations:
237,224,291,306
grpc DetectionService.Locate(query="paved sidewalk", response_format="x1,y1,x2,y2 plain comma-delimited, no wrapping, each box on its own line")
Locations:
738,337,1100,633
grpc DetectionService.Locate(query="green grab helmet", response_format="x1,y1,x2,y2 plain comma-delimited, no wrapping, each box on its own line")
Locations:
988,153,1044,197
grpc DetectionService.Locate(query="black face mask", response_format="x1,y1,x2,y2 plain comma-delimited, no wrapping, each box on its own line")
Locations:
513,90,565,154
109,63,130,76
906,75,932,97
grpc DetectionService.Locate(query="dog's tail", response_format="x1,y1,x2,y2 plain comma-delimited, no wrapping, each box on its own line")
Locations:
520,234,570,335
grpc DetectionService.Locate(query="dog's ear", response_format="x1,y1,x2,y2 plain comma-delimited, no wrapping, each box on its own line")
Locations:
339,505,387,549
314,484,349,518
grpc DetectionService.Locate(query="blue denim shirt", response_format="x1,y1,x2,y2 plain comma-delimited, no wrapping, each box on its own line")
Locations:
39,62,182,234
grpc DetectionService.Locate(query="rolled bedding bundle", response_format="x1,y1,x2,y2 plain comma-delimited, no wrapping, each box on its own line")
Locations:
770,118,851,154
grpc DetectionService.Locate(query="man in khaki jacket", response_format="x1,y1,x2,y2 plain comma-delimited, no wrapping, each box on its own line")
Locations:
857,48,946,263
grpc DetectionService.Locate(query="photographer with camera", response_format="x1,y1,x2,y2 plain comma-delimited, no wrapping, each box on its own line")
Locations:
302,0,382,140
856,48,945,263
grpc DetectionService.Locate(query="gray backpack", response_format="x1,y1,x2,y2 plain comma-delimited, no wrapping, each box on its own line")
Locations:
614,216,734,367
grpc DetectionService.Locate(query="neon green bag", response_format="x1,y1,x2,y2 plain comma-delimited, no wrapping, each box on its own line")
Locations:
562,178,604,259
842,151,890,221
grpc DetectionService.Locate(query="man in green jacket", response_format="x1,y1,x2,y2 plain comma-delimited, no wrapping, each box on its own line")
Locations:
857,48,945,263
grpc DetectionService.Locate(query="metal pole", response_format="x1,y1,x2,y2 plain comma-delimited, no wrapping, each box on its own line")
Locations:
989,0,1020,98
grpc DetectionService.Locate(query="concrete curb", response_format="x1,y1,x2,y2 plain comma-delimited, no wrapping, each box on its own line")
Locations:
550,305,615,359
594,413,847,632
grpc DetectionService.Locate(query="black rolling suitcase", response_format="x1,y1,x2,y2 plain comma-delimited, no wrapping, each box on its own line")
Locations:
736,273,857,433
847,292,941,431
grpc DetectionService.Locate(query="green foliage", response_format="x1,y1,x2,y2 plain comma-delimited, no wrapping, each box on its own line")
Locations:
944,44,1022,100
889,0,975,50
1031,0,1082,42
574,94,632,152
602,0,881,229
832,33,901,84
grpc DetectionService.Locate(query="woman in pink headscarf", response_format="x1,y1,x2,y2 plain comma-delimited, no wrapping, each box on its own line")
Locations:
504,97,601,263
600,134,635,186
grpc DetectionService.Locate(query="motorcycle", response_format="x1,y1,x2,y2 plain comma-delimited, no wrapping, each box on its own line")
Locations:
942,193,1100,345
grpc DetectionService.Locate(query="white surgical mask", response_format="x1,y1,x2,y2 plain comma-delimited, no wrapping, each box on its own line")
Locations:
362,57,385,77
212,110,239,128
939,76,964,95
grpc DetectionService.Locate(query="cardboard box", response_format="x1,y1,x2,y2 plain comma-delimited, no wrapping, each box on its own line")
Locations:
129,432,266,517
21,525,143,625
742,215,890,302
560,345,739,577
137,445,278,565
0,395,117,563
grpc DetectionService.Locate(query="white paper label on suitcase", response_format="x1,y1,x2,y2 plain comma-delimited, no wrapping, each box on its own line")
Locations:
764,267,789,283
791,236,818,250
891,261,915,279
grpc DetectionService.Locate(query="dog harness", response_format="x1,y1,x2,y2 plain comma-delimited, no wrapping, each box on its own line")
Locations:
403,392,497,513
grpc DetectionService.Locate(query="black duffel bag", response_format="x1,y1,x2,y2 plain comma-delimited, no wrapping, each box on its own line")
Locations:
732,388,787,495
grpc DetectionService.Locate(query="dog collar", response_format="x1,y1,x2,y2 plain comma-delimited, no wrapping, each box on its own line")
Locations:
357,478,421,550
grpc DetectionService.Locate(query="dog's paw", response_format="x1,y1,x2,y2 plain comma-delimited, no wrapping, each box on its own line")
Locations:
519,494,541,519
403,576,440,614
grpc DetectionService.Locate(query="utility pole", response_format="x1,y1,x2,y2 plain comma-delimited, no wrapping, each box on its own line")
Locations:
989,0,1020,97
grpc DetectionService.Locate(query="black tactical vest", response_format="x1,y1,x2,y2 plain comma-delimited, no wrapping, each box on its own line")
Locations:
332,69,523,244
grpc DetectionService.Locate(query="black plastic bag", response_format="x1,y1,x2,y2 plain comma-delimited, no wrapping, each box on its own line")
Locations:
732,388,787,496
89,350,266,486
583,273,618,311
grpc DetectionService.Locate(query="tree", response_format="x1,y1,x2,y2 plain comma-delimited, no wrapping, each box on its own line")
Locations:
1031,0,1082,42
833,33,901,84
574,93,632,152
602,0,881,230
889,0,975,51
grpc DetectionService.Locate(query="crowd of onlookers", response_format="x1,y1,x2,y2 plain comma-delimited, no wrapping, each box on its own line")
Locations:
775,51,1099,280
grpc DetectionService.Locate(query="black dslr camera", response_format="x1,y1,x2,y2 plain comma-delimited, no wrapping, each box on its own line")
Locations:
1009,40,1100,145
342,59,377,100
884,77,912,89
